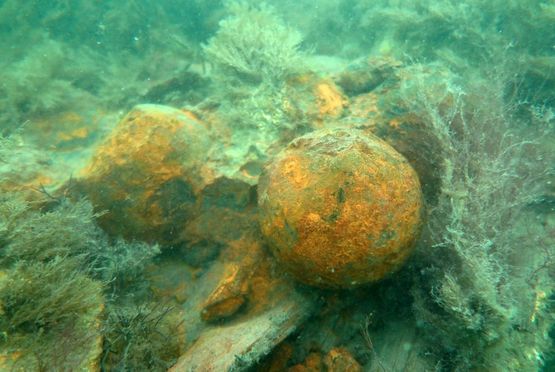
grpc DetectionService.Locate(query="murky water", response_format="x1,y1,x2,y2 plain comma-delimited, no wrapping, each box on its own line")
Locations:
1,1,554,371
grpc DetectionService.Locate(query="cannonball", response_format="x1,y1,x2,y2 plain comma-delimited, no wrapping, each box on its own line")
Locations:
75,104,211,244
258,129,423,288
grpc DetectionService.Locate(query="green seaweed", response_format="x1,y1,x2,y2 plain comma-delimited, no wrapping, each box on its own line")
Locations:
401,64,555,370
0,190,168,371
0,258,101,335
203,1,304,87
100,303,183,371
1,196,105,264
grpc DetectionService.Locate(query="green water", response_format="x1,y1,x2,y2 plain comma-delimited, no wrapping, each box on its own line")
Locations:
0,1,554,371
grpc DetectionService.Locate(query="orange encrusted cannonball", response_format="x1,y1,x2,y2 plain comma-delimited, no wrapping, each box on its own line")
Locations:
257,129,423,288
75,104,211,244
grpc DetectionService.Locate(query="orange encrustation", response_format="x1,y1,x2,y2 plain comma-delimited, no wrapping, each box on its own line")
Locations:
77,104,211,244
258,128,423,288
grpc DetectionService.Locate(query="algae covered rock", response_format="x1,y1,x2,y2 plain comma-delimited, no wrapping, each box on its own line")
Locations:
258,128,423,288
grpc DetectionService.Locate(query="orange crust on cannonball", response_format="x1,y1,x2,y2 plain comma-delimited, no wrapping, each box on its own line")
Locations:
258,128,423,288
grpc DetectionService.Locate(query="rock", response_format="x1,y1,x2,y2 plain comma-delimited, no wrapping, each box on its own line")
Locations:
182,177,259,260
318,60,448,204
345,86,445,204
259,342,295,372
289,352,324,372
162,232,317,371
200,262,249,322
288,348,362,372
334,56,401,97
20,108,112,152
285,74,348,129
323,347,362,372
258,128,423,288
73,104,212,244
0,135,69,200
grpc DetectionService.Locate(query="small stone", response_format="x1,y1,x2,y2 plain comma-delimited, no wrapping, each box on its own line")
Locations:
200,263,249,322
323,347,362,372
289,352,324,372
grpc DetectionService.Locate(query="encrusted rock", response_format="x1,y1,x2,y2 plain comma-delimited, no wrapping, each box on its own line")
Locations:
334,56,401,97
258,128,423,288
73,104,212,244
323,347,362,372
289,352,324,372
200,262,249,322
285,74,347,128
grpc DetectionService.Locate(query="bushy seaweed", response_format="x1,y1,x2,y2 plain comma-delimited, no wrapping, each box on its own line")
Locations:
0,38,100,135
1,196,105,264
96,238,161,297
0,190,167,370
0,193,105,371
0,258,101,335
0,0,214,134
399,63,555,370
100,303,183,371
203,1,303,87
